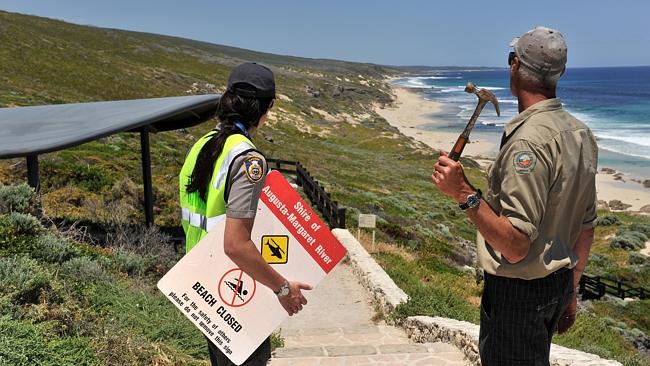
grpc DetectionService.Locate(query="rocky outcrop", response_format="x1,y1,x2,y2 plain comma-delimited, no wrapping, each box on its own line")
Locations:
609,199,632,211
305,85,321,97
597,200,610,210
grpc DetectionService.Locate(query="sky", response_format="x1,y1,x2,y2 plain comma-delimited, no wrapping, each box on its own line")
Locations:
1,0,648,68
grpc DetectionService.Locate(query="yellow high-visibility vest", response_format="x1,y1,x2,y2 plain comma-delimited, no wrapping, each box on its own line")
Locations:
179,132,256,252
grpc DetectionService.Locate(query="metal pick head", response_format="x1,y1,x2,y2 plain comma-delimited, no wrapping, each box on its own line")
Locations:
464,81,476,94
464,81,501,117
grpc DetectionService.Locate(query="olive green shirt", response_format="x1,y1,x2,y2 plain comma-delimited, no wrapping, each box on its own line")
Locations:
477,98,598,280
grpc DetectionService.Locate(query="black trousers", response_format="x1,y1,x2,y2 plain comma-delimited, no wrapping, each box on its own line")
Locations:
479,268,573,366
206,337,271,366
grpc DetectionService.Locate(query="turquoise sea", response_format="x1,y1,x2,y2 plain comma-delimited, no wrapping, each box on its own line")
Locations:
394,66,650,179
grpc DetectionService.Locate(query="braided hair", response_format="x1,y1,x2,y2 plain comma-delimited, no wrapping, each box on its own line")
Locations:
186,86,274,201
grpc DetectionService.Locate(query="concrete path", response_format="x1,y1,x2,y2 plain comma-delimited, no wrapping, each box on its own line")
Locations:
270,261,470,365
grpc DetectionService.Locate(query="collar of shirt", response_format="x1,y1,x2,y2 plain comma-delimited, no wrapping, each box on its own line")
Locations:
504,98,562,139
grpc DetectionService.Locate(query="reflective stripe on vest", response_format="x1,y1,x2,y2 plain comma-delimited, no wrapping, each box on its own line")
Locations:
181,208,226,231
213,142,253,190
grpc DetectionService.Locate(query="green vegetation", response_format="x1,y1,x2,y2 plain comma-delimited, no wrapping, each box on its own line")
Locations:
554,312,649,366
377,252,480,323
0,185,210,365
0,10,648,365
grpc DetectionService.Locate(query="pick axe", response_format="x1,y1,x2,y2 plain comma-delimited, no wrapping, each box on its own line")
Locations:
448,82,500,161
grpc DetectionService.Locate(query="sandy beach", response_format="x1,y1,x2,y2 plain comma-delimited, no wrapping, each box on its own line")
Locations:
375,87,499,159
377,86,650,213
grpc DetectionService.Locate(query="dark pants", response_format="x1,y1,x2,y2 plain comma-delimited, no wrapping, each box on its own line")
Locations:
479,268,573,366
207,337,271,366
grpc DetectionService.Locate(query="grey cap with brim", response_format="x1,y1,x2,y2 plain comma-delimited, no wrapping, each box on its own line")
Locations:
510,26,567,77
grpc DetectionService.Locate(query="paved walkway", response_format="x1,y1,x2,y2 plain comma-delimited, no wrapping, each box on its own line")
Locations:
270,262,470,365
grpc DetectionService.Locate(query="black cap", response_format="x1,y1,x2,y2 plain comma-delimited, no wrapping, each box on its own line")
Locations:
227,62,276,98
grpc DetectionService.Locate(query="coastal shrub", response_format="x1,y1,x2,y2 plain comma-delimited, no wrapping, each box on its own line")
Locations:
41,186,91,221
610,231,647,251
8,212,42,235
629,252,648,265
627,222,650,235
435,223,453,239
0,255,51,305
61,257,110,283
381,195,416,216
89,282,208,360
0,184,34,214
424,211,444,221
0,316,98,366
113,249,146,277
105,225,177,274
554,315,648,366
107,177,140,206
596,215,619,226
32,234,81,264
0,213,43,255
392,285,479,323
270,331,284,351
588,253,616,273
41,159,113,192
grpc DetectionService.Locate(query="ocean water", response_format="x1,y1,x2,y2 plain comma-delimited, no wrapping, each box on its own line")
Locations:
394,66,650,179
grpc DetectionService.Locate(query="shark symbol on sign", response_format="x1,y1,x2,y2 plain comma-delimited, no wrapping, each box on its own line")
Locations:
260,235,289,264
266,238,286,259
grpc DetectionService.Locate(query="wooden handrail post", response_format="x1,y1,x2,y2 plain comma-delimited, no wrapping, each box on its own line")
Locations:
337,207,346,229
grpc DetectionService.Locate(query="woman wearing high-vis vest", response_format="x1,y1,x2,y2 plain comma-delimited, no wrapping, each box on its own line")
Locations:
179,63,312,366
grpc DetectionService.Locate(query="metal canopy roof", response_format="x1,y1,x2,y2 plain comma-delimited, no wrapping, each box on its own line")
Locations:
0,94,220,159
0,94,221,226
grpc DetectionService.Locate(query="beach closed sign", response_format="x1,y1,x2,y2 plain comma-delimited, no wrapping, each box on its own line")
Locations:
157,171,347,365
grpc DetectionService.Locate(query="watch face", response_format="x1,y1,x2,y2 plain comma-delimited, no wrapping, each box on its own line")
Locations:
468,195,480,208
278,285,290,297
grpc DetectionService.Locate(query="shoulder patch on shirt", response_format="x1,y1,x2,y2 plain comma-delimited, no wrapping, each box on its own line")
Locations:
513,151,537,174
244,156,265,183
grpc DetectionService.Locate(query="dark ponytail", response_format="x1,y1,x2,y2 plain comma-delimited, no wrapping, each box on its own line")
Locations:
186,87,274,201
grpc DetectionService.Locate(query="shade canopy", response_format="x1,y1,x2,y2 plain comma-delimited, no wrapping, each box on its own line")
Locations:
0,94,221,227
0,94,220,159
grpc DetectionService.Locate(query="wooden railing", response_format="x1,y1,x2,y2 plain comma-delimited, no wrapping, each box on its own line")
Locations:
579,274,648,300
267,159,346,229
265,159,298,175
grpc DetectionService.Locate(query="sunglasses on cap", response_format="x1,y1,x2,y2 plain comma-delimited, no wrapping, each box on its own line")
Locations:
508,51,516,66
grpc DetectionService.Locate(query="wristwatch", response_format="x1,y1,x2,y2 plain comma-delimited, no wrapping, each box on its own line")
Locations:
275,281,290,297
459,189,482,210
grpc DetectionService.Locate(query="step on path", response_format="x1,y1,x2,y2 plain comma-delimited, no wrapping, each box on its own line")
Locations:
270,262,470,365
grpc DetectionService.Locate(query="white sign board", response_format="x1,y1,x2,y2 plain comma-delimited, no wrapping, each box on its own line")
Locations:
157,171,347,365
358,214,377,228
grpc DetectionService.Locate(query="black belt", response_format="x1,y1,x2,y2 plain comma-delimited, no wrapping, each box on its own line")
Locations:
485,267,571,285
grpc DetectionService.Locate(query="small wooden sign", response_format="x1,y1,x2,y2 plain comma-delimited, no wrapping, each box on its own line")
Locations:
358,214,376,229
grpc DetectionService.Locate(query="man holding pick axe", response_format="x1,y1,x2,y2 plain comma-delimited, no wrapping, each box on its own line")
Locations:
432,26,598,365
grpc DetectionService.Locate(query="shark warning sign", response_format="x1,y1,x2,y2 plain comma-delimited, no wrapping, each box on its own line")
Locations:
157,171,346,365
261,235,288,264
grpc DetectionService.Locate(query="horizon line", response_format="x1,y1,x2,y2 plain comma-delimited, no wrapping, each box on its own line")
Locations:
3,9,650,70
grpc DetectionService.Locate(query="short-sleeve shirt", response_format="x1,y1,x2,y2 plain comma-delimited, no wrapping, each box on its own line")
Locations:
477,98,598,280
225,151,268,219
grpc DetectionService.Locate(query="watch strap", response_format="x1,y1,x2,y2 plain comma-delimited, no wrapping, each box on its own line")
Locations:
275,280,290,297
459,189,482,210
